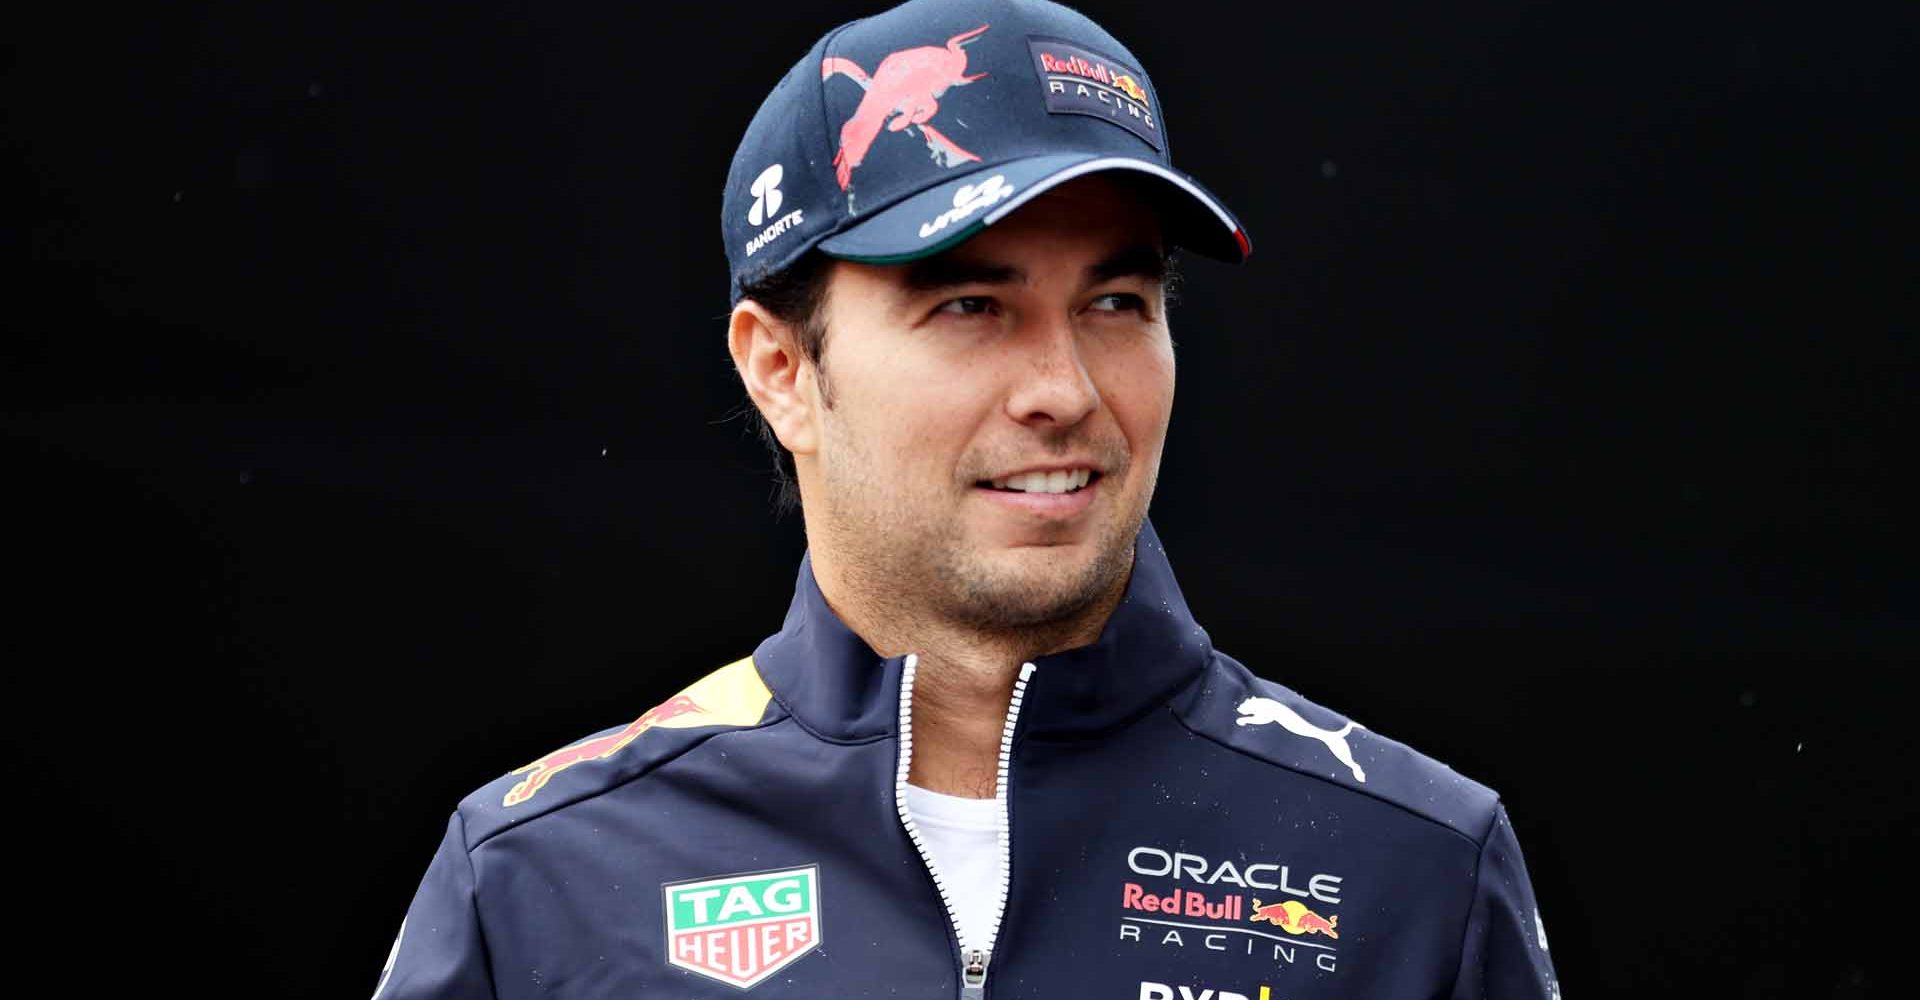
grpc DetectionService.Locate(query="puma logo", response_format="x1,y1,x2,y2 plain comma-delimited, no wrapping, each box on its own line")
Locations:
1235,696,1367,783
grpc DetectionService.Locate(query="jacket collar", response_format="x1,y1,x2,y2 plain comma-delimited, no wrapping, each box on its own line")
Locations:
752,519,1214,742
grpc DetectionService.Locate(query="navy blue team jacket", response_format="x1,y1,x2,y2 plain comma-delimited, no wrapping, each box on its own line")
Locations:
375,522,1560,1000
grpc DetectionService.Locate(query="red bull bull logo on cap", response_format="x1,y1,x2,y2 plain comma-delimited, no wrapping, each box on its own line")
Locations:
1112,73,1148,103
822,25,992,192
502,656,772,806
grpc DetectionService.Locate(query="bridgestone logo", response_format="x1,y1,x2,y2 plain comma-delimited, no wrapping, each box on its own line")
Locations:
663,865,821,989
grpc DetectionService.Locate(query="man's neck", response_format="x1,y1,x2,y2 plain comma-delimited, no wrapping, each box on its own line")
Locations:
903,643,1031,799
815,578,1125,799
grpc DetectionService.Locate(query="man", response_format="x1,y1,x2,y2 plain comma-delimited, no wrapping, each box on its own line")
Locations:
374,2,1561,998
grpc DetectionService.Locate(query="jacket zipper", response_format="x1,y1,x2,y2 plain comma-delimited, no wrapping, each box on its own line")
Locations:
894,654,1038,1000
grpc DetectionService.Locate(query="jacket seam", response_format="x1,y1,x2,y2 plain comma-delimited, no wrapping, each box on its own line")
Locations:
1449,803,1503,994
763,674,896,747
456,810,503,996
1168,704,1489,852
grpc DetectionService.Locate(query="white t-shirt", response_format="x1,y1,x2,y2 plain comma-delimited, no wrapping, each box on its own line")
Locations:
904,784,1002,952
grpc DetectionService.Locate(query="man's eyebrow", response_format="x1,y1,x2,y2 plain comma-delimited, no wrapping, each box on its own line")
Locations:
1089,244,1169,285
902,256,1024,292
899,243,1167,293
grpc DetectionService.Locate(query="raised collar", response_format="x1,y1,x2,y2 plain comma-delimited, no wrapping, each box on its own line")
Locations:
751,519,1215,743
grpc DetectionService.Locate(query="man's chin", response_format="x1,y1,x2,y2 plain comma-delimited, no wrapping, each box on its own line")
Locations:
944,543,1133,631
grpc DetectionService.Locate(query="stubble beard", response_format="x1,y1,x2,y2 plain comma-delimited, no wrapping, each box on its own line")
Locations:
819,445,1151,640
925,505,1140,631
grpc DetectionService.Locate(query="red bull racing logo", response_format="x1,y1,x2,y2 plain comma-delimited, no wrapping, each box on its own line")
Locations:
1118,845,1346,974
1027,37,1161,150
822,24,991,192
1037,50,1127,90
502,656,772,807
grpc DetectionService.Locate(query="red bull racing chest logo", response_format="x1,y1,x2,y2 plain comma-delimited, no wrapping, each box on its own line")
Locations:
663,865,821,989
1119,846,1346,974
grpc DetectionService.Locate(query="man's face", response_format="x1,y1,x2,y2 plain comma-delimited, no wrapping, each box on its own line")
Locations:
798,175,1174,631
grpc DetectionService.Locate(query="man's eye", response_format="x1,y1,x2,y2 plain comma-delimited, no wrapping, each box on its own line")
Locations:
1088,292,1147,313
935,296,996,316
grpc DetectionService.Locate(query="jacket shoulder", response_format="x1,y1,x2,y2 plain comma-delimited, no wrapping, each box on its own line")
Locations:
1174,653,1500,842
456,655,786,844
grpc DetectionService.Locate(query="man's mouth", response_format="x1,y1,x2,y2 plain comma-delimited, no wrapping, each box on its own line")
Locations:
978,469,1100,494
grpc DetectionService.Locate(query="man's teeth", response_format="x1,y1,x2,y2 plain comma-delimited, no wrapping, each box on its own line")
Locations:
989,469,1094,494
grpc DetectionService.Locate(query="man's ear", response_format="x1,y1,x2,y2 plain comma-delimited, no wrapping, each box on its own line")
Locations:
728,299,820,458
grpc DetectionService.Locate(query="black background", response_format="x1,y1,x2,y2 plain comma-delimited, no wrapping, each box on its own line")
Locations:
8,1,1914,996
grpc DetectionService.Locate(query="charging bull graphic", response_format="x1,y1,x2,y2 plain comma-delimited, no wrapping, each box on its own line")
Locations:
821,24,990,190
503,696,706,806
1250,899,1340,940
502,656,774,806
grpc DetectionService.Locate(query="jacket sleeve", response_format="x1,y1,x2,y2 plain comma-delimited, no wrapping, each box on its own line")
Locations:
371,811,498,1000
1451,803,1561,1000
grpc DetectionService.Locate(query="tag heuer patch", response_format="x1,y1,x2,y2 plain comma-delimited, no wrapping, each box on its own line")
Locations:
664,865,821,988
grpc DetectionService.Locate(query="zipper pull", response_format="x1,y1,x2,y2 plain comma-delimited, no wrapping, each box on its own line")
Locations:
961,947,989,999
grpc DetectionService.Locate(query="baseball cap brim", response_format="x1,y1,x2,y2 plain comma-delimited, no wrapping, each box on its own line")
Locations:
815,154,1251,266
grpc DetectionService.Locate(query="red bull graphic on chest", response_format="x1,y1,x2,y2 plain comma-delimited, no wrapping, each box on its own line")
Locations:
1027,37,1161,150
1250,899,1339,939
663,865,822,989
822,25,991,192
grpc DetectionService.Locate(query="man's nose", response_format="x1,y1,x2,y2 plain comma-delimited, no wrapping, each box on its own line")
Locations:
1004,313,1100,427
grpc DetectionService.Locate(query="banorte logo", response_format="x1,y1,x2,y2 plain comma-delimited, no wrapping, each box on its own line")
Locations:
743,163,804,258
821,24,991,191
747,164,784,227
502,656,772,807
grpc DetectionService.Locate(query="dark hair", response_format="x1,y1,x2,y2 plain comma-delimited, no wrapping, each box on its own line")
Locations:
735,250,834,515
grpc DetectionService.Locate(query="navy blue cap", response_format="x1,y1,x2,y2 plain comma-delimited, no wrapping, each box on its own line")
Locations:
722,0,1251,304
